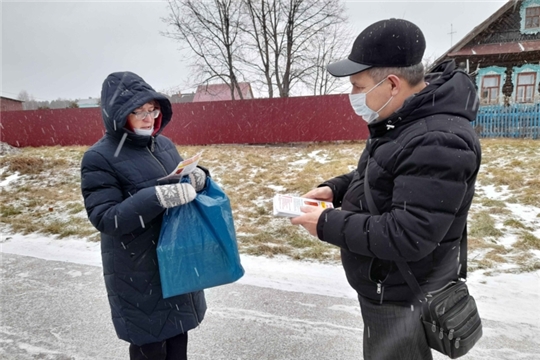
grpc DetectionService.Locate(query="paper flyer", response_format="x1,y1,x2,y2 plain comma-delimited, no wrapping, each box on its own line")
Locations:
272,194,334,217
157,152,202,181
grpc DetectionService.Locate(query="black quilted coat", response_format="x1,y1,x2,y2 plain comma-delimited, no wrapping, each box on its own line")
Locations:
81,72,206,346
317,60,482,305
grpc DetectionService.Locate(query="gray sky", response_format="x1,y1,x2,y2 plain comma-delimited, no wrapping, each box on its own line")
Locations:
2,0,507,101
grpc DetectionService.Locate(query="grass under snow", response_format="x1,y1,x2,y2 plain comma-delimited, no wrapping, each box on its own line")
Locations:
1,139,539,275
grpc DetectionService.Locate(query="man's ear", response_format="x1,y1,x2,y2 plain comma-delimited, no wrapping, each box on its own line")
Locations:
387,75,401,96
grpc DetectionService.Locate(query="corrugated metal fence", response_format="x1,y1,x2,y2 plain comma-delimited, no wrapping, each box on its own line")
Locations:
0,94,370,147
473,104,540,139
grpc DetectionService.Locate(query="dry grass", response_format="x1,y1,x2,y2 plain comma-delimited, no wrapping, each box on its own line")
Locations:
514,231,540,250
478,138,540,207
0,146,97,241
1,140,539,272
469,211,504,239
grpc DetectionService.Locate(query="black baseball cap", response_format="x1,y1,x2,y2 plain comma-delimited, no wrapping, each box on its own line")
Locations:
327,18,426,77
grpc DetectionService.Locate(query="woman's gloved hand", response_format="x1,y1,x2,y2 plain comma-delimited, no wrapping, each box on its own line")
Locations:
155,183,196,208
188,167,207,192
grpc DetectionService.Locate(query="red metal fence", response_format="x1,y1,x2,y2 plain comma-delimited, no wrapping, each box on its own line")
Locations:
0,94,369,147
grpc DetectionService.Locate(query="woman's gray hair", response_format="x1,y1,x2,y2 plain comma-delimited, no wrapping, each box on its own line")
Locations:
366,63,425,86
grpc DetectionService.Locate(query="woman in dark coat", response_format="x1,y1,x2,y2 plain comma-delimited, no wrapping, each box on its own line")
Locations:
81,71,207,360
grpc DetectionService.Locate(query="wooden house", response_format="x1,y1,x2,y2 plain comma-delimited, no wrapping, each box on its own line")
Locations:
433,0,540,106
433,0,540,138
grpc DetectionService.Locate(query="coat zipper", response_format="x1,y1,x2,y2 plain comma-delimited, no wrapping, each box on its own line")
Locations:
146,141,168,176
377,283,384,304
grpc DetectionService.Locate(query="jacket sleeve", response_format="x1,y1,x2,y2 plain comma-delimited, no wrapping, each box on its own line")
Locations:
317,131,479,262
320,171,355,208
81,150,167,236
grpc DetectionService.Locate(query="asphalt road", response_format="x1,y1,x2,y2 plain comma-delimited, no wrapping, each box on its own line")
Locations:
1,254,539,360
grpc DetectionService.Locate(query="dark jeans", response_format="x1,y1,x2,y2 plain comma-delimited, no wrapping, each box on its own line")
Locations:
358,295,433,360
129,332,188,360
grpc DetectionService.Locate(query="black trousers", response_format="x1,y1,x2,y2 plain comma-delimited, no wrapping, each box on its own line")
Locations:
358,295,433,360
129,332,188,360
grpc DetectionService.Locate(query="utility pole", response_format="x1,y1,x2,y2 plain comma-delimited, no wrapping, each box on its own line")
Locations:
448,24,457,47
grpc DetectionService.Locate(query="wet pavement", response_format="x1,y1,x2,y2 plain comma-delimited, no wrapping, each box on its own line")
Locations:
1,253,539,360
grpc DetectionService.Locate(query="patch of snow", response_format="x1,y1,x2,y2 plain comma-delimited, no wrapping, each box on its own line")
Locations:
506,203,540,226
0,173,20,187
17,343,60,355
67,270,83,277
267,185,286,192
290,159,309,166
479,184,511,200
307,150,330,164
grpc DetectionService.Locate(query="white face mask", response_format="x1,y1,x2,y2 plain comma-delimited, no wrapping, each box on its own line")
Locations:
133,127,154,136
349,78,394,124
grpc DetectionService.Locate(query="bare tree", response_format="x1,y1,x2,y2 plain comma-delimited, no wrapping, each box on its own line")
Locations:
302,23,354,95
164,0,348,98
162,0,246,100
17,90,40,110
240,0,348,97
274,0,347,97
17,90,32,102
241,0,276,97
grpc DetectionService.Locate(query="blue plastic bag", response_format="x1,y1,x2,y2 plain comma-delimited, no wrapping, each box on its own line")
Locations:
157,177,244,298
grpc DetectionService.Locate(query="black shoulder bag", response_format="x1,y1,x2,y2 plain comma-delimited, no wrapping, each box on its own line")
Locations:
363,158,482,359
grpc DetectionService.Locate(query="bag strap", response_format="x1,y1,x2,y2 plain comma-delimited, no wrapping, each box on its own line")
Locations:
363,157,426,303
363,156,468,305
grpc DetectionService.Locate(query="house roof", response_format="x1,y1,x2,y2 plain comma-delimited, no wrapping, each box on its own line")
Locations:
1,95,24,102
431,0,540,68
192,83,253,102
170,93,195,103
76,98,100,108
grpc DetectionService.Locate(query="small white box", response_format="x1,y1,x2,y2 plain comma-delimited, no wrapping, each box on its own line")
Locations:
273,195,334,217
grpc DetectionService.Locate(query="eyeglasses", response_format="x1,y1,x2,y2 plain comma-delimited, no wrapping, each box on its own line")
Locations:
131,109,160,120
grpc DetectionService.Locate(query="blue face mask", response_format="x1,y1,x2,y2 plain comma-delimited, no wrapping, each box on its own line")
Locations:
349,78,394,124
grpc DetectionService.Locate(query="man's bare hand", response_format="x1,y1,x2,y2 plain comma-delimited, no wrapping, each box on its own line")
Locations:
302,186,333,202
290,205,325,237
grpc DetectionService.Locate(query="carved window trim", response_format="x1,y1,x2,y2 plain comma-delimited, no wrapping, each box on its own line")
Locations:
515,72,537,103
481,75,501,104
525,6,540,29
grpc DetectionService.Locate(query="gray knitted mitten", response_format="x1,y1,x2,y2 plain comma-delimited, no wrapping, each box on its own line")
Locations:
188,167,207,192
155,183,196,208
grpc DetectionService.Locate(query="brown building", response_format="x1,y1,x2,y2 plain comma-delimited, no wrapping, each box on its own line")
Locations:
0,96,24,111
433,0,540,106
193,83,254,102
170,92,195,104
432,0,540,139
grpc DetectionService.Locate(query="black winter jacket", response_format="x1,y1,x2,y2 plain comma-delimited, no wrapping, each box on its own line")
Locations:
81,72,206,346
317,60,482,305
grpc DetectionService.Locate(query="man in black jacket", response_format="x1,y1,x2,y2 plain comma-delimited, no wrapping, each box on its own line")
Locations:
291,19,481,360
